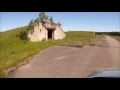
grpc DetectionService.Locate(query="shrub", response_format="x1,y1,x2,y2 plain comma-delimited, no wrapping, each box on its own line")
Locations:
18,29,28,41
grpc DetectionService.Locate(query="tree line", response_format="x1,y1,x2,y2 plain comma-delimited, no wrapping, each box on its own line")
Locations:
95,31,120,36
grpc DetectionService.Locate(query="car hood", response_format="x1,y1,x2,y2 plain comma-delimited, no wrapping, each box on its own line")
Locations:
88,69,120,78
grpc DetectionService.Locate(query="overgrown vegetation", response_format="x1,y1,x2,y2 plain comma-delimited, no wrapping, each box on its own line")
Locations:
18,12,62,42
15,26,29,42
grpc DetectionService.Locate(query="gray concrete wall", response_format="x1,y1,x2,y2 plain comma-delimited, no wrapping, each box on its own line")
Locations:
28,23,66,42
28,23,46,42
54,26,66,40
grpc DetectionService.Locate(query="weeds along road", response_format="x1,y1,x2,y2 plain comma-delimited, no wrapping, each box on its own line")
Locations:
11,35,120,78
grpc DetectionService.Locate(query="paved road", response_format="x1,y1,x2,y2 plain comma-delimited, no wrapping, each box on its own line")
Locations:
11,36,120,78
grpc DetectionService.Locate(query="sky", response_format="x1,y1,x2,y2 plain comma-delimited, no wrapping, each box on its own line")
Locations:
0,12,120,32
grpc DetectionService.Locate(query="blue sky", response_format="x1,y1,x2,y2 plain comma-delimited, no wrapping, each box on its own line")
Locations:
0,12,119,32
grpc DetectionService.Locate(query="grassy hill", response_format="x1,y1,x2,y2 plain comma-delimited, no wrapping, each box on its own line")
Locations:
0,27,54,77
0,27,96,77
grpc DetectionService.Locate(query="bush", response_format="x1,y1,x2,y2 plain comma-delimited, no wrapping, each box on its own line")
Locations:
18,29,28,41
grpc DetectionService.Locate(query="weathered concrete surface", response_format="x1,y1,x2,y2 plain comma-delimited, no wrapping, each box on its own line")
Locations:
11,36,120,78
28,23,66,42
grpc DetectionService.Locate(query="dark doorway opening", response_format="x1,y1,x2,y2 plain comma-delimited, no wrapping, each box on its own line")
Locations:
47,29,54,39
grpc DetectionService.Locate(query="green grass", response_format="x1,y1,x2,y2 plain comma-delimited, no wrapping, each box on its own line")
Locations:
110,35,120,42
0,28,96,77
0,27,54,77
54,31,96,47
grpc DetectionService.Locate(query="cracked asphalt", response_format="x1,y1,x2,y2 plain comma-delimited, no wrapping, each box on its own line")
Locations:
11,35,120,78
